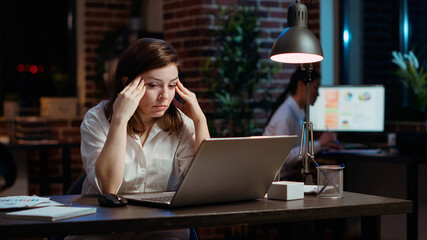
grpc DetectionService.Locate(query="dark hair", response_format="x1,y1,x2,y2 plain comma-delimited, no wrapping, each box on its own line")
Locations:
264,68,321,127
104,38,183,137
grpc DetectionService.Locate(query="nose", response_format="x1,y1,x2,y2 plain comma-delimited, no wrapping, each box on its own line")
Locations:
158,86,170,100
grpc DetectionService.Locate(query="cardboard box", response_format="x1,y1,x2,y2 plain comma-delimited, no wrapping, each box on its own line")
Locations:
267,181,304,201
40,97,77,119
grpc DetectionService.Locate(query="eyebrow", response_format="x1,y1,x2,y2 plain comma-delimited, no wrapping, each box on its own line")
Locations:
146,76,178,83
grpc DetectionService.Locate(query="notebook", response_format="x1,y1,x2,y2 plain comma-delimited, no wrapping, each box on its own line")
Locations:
5,206,96,221
122,135,297,207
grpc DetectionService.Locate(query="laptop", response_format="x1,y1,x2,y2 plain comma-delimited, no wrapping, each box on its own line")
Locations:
122,135,297,207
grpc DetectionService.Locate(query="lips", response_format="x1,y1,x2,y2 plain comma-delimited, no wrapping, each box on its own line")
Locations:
153,105,168,110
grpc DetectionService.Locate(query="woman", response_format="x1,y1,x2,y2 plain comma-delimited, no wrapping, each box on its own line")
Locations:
263,68,340,180
78,38,210,239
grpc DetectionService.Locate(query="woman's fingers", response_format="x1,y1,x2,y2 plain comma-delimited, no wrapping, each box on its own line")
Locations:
121,76,140,93
174,80,207,122
131,77,145,95
176,80,197,102
112,77,146,122
135,79,146,99
175,82,185,98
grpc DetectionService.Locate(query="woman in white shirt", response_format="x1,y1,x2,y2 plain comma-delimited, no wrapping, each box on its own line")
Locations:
78,38,210,240
263,68,340,181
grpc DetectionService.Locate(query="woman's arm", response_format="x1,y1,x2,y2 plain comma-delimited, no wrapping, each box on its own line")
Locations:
95,77,145,194
175,80,210,152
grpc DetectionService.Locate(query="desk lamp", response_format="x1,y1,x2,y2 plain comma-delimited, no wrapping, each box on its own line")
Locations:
270,0,324,184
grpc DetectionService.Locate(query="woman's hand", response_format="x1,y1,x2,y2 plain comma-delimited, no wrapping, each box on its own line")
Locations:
174,80,205,123
112,76,145,123
318,132,342,150
96,76,145,194
174,80,210,151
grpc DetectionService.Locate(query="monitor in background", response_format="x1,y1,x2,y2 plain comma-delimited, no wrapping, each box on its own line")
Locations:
310,85,385,132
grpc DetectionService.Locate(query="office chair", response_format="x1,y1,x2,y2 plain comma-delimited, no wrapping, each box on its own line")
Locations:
66,172,86,195
0,143,17,192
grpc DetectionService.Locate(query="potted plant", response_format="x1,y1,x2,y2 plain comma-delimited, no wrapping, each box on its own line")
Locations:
202,6,279,137
391,50,427,115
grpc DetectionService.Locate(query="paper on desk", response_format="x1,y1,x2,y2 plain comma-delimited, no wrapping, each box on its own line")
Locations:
304,185,318,194
0,196,66,209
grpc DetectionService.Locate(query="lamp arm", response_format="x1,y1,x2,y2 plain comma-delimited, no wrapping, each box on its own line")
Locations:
299,63,315,184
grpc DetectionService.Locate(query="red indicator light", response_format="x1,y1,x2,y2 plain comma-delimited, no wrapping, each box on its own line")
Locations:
29,65,38,74
17,64,25,72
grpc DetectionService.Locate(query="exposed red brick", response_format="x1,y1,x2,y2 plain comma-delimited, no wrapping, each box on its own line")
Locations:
261,1,280,7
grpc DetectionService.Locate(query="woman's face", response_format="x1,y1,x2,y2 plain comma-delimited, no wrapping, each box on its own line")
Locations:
309,78,320,106
299,77,320,107
137,63,178,122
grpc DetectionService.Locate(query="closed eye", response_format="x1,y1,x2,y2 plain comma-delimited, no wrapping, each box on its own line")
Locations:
147,83,158,88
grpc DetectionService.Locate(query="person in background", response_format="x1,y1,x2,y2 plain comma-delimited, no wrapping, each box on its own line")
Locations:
263,68,341,181
77,38,210,240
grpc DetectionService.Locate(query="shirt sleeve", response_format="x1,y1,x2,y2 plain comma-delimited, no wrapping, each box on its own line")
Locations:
80,108,108,194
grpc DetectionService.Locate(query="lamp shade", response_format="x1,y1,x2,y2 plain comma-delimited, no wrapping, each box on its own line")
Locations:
270,1,324,64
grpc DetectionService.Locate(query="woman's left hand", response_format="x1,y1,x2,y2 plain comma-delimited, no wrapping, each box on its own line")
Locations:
174,80,205,123
174,80,210,151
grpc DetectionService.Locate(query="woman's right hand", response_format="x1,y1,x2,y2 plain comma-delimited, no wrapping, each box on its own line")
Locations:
112,76,146,122
96,76,145,194
319,132,342,150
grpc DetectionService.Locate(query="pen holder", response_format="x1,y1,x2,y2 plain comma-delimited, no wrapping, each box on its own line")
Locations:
316,165,344,198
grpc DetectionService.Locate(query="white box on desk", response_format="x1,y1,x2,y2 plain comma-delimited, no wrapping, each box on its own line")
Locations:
267,181,304,201
40,97,78,119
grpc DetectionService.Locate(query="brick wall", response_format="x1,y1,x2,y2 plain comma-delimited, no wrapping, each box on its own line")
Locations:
79,0,320,128
83,0,133,109
162,0,320,134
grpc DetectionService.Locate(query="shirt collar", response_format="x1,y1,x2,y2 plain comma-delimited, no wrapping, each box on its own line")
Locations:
144,120,163,145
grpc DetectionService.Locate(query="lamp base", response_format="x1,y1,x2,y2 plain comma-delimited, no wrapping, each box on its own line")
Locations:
302,171,314,185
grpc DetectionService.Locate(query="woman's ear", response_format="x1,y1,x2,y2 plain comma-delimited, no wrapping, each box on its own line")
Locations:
121,76,129,86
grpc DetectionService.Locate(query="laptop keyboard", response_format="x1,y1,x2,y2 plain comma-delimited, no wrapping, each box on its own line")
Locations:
137,192,174,203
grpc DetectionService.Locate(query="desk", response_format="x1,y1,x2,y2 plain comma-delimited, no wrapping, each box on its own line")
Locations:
0,192,411,239
317,149,426,240
8,143,80,195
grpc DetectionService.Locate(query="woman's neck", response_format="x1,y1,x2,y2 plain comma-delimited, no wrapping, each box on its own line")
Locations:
291,94,306,109
135,109,156,129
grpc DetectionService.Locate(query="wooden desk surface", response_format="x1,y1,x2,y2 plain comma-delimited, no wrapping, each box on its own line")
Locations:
0,192,412,238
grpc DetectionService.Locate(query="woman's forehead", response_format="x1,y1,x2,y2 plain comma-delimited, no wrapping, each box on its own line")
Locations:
142,64,178,81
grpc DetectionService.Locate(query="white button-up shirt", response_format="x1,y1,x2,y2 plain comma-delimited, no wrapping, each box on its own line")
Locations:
80,101,195,195
263,96,321,179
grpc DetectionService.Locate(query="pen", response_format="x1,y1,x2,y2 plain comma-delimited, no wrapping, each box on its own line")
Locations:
318,163,345,194
306,153,341,193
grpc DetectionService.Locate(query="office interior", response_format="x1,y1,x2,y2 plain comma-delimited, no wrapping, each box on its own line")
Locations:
0,0,426,239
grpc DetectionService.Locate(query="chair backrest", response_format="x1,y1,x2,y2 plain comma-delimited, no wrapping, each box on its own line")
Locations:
0,143,17,191
66,172,87,195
